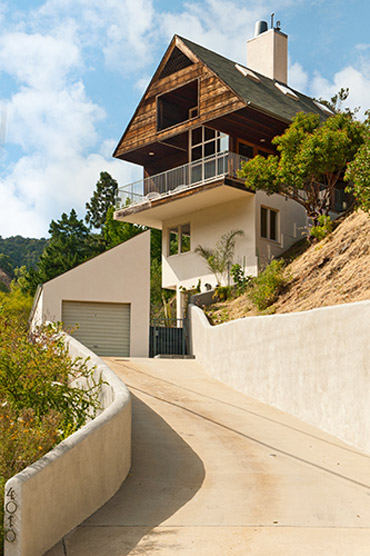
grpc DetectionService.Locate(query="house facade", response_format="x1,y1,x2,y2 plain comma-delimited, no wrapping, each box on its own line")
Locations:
113,23,333,317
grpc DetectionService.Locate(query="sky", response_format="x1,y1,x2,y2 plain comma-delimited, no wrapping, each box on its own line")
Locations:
0,0,370,239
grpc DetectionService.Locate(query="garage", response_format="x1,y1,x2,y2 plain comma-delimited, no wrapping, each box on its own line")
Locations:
62,300,131,357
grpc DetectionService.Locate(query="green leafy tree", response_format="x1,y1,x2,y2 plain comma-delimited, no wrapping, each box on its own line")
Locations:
86,172,119,231
103,206,143,249
240,112,364,224
195,229,244,285
23,210,104,294
345,114,370,213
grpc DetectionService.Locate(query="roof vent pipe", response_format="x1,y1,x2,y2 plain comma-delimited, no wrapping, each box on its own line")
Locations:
254,20,268,37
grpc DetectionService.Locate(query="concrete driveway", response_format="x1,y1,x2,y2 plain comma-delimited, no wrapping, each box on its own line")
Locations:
46,357,370,555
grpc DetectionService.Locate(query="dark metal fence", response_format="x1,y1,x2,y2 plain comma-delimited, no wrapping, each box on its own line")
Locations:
149,318,189,357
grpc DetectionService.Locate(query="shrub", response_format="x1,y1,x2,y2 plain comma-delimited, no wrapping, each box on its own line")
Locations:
309,214,333,241
249,259,287,310
230,264,252,296
0,317,103,553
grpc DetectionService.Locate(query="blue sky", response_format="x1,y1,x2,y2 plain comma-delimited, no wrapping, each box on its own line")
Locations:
1,0,370,238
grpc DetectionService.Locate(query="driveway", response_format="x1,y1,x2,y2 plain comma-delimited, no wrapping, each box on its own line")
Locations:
46,357,370,555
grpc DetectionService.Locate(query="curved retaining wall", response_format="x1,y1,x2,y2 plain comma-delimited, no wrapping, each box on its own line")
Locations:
4,335,131,556
190,300,370,454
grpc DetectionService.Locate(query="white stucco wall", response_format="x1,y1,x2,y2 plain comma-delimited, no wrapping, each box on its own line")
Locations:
30,231,151,357
255,191,308,268
4,335,131,556
190,301,370,454
162,195,258,291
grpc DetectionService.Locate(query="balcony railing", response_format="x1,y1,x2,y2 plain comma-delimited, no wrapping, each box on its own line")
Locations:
116,151,249,207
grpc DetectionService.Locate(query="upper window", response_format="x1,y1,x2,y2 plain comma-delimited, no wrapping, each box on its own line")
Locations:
157,81,198,132
261,206,278,241
168,224,191,256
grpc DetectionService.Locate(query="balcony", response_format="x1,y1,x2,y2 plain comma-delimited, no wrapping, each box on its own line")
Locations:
116,151,248,208
114,151,253,229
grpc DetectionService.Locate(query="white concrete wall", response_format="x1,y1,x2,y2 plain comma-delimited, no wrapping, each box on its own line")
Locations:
255,191,307,268
162,196,258,291
30,231,151,357
4,335,131,556
190,301,370,454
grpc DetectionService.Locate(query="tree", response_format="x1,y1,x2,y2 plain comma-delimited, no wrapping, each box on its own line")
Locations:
345,113,370,213
239,112,364,224
195,229,244,285
85,172,119,231
23,210,104,294
102,206,143,249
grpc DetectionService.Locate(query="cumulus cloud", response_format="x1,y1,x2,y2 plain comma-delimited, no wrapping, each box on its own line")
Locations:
310,63,370,120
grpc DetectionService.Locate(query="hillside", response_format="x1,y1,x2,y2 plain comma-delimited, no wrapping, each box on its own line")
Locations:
206,210,370,324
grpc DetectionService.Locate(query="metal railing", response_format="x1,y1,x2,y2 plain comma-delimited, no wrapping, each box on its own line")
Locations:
116,151,249,207
149,318,188,357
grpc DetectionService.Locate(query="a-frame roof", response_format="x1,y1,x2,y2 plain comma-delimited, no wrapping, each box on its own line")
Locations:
113,35,329,160
178,36,327,122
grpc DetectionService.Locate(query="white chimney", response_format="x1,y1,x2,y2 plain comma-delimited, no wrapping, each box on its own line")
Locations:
247,20,288,84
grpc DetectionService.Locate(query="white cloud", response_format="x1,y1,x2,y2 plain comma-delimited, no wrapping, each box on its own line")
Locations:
289,60,308,92
0,153,140,237
310,63,370,120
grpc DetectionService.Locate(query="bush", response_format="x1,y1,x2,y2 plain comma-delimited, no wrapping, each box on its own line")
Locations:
249,259,287,310
0,316,103,553
309,215,333,241
230,264,252,296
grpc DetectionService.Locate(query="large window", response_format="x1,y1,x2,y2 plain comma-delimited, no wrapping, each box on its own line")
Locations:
189,127,229,183
157,81,198,131
168,224,191,256
261,206,278,241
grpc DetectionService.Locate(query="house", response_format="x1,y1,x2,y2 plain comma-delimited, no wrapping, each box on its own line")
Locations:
29,231,151,357
113,21,334,318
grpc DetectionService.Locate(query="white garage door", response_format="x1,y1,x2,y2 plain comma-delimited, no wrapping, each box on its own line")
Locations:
62,301,130,357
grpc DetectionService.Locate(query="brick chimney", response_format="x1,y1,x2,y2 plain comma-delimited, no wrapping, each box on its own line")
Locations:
247,20,288,84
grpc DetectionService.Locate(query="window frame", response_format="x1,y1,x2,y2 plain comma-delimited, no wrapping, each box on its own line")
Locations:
168,223,191,256
260,206,279,242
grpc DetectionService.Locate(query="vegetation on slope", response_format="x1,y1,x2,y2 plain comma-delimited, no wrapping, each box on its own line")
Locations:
206,210,370,325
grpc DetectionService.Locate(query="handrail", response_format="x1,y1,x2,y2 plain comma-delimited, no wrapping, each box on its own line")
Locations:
116,151,249,207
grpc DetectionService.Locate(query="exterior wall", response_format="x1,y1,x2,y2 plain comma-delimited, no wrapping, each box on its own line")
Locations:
31,231,151,357
255,191,308,268
4,335,131,556
162,195,258,291
247,28,288,84
189,301,370,454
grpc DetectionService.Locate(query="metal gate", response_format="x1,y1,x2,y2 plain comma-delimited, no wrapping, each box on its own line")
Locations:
149,318,189,357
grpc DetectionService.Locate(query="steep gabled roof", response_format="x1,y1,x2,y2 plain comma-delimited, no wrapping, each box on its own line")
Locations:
178,36,327,123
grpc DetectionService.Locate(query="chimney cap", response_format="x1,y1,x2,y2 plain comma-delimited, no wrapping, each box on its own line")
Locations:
254,20,268,37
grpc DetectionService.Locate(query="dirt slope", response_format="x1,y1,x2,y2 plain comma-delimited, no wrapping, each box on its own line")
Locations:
206,210,370,324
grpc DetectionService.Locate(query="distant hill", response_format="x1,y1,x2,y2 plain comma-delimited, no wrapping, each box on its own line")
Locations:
0,236,48,271
0,235,48,290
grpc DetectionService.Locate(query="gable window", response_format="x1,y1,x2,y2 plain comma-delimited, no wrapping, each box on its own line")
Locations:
169,224,191,255
261,207,278,241
157,80,198,131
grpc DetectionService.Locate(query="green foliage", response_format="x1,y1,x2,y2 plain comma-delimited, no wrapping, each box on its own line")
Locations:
0,236,47,272
0,254,13,279
240,112,364,224
0,284,33,326
86,172,119,231
195,229,244,285
248,260,288,310
345,115,370,213
213,285,233,302
23,209,105,295
0,317,103,551
309,214,333,241
103,206,143,249
230,264,252,296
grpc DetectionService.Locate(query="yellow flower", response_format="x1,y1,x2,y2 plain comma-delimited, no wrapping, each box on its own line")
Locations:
38,446,43,450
